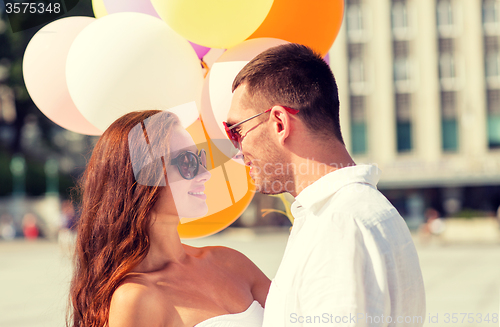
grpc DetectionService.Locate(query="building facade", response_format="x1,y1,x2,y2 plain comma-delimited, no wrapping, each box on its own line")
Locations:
329,0,500,222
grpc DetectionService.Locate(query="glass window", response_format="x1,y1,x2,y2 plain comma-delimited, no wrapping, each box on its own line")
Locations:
350,96,367,155
441,91,458,152
439,53,456,79
442,119,458,151
485,51,500,78
347,5,364,35
483,0,499,25
392,1,408,31
397,122,412,152
396,94,412,152
394,57,411,82
437,0,454,28
487,90,500,148
349,58,366,84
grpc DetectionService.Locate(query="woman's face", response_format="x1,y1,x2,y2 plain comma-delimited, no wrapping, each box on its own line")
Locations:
160,125,211,219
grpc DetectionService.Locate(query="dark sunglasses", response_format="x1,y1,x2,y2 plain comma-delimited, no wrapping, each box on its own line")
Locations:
170,149,207,180
223,106,299,150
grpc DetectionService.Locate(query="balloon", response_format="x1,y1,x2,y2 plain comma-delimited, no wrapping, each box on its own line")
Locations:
23,17,102,135
103,0,160,17
190,42,211,60
92,0,108,18
247,0,344,56
93,0,210,61
178,118,255,238
324,53,330,65
217,38,289,62
201,38,289,152
151,0,274,49
66,13,203,132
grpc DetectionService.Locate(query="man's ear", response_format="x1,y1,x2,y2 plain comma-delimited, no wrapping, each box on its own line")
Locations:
270,106,292,146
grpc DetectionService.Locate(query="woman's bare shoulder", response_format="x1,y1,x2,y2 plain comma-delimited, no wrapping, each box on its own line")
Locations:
203,245,271,306
108,278,173,327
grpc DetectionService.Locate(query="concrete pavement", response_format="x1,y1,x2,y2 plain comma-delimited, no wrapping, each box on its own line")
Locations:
0,228,499,327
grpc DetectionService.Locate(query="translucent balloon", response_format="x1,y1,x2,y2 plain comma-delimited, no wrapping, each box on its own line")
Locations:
201,38,289,153
91,0,107,18
247,0,345,56
151,0,274,49
23,17,102,135
178,118,255,238
66,13,203,132
103,0,160,17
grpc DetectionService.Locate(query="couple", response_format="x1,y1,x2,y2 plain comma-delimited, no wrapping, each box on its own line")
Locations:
69,44,425,327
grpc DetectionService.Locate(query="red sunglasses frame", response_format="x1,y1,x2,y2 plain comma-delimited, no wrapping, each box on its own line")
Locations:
223,106,299,150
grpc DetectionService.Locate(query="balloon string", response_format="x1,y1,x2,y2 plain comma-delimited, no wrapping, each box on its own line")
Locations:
201,60,209,78
261,194,294,225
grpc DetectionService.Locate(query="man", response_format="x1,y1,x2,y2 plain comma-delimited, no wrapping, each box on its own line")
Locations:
225,44,425,326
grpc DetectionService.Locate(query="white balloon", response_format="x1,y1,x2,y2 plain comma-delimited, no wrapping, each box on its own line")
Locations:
66,12,203,131
209,61,249,137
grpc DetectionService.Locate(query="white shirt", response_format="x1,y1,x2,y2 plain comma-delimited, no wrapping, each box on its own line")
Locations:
262,165,426,327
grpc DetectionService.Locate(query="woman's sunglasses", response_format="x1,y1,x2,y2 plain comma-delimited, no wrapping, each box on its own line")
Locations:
223,106,299,150
170,149,207,180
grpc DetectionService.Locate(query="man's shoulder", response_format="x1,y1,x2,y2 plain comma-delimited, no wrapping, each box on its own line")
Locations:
324,183,401,227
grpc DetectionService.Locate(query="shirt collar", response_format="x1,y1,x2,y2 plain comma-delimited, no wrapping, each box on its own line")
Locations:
291,165,381,215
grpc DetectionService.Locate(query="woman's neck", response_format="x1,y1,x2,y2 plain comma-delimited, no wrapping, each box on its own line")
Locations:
133,213,187,273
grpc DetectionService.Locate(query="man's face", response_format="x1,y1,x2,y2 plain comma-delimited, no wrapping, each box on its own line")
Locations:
227,85,291,194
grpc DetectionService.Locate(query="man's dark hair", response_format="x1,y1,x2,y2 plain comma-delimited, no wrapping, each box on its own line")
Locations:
232,43,344,144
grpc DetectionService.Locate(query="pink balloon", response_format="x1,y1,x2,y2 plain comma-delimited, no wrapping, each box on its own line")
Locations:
217,37,289,62
103,0,160,18
324,53,330,65
200,38,290,155
23,17,102,135
190,42,211,60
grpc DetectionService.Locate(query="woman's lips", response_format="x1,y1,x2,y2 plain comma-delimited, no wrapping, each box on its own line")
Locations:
188,187,206,200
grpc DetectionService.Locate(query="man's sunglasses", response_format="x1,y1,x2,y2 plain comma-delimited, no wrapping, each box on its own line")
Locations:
223,106,299,150
170,149,207,180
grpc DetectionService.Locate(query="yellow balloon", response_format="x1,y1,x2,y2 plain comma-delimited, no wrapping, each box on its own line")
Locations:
92,0,108,18
151,0,274,49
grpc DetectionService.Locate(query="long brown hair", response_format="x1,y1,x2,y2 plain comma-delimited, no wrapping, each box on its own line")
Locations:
69,110,179,327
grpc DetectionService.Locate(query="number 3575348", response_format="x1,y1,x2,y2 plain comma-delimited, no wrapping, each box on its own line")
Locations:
5,2,61,14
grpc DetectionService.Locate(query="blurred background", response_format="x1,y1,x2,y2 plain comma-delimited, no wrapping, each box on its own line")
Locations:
0,0,499,326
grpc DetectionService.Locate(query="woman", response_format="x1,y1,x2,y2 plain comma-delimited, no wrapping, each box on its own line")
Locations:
69,110,270,327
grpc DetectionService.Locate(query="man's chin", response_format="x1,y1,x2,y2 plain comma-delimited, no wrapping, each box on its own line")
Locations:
253,178,286,195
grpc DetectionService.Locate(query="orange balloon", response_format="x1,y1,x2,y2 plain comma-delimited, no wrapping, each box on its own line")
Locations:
177,118,256,239
247,0,344,56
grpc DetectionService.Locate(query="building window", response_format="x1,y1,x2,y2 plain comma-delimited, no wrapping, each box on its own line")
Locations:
487,90,500,148
396,93,412,152
437,0,454,28
486,51,500,78
483,0,500,35
439,38,455,53
349,58,365,85
392,1,408,31
484,35,500,88
439,53,456,79
348,43,371,95
392,0,413,40
439,52,463,90
437,0,461,37
346,1,370,43
394,58,411,82
350,96,367,155
441,91,458,151
347,5,364,37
